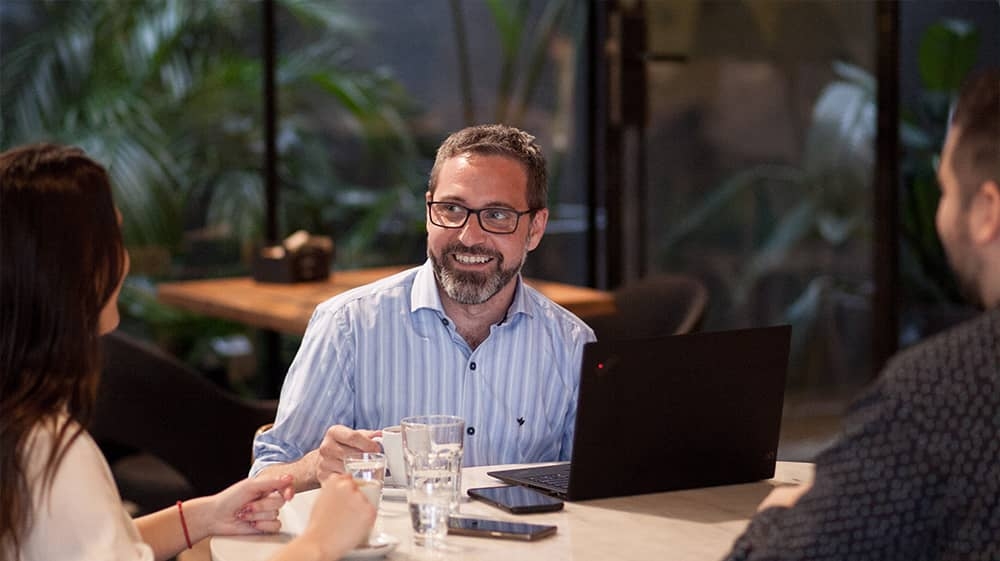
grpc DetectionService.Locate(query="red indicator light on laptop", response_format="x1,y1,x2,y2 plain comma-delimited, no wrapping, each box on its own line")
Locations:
597,362,604,369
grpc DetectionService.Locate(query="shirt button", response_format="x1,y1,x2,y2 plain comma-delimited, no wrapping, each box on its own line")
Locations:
470,362,477,371
441,318,449,326
467,427,475,436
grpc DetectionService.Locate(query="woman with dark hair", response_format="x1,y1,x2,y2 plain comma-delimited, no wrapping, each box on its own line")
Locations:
0,144,374,561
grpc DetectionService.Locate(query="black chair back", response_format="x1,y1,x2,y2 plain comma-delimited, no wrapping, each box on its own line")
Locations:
90,332,277,503
585,274,709,340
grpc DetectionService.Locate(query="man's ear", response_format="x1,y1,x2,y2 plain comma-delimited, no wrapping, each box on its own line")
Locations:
970,180,1000,245
526,208,549,252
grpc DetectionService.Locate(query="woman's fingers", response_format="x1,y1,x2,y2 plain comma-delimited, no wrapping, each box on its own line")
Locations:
249,519,282,533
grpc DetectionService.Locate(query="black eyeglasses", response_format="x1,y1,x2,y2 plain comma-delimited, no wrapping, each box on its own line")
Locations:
427,202,537,234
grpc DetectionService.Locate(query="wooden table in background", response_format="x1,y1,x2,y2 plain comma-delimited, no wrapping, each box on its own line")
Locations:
157,265,615,336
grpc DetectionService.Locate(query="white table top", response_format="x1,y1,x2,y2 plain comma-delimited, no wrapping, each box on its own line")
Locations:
212,461,814,561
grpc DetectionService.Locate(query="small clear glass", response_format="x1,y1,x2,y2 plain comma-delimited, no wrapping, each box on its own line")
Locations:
343,451,386,546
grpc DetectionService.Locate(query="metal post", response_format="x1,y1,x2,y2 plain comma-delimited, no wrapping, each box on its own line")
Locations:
263,0,278,245
262,0,282,397
873,0,900,375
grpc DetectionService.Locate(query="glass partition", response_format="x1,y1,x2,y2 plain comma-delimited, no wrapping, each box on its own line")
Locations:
642,0,876,458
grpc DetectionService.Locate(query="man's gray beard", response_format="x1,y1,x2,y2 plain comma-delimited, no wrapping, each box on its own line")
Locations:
430,245,528,305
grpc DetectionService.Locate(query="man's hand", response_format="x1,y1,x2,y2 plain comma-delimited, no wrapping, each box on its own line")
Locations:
315,425,381,482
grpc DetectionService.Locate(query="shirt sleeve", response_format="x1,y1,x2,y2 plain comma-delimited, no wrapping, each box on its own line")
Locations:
22,424,154,561
719,375,950,561
251,305,356,476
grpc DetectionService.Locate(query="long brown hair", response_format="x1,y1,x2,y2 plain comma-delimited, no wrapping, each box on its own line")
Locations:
0,144,125,557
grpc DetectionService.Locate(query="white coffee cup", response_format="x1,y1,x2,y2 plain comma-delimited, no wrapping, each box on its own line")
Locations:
374,425,405,486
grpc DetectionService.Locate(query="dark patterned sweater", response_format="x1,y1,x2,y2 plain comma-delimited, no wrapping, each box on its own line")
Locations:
723,308,1000,560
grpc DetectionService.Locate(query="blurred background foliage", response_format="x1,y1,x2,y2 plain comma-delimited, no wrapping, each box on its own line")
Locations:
0,0,586,385
5,0,991,405
1,0,423,261
653,14,988,392
0,0,425,369
658,60,876,391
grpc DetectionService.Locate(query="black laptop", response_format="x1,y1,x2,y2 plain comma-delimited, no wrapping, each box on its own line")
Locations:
488,325,791,501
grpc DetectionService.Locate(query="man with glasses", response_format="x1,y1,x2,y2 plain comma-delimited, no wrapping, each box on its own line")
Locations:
251,124,596,489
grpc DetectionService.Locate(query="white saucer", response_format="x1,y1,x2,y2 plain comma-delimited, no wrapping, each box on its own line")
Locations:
382,486,407,502
343,533,399,559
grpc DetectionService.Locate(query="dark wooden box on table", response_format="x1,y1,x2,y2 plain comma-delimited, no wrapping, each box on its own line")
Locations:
252,232,333,283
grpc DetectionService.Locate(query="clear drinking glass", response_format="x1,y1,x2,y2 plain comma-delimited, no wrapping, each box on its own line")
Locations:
401,415,464,546
343,452,386,545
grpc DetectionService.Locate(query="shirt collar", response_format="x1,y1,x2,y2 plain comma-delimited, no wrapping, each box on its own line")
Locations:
411,260,445,313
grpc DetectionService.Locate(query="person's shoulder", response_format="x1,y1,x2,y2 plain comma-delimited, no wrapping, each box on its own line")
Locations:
313,266,420,317
26,416,83,454
24,416,103,479
882,308,1000,393
888,309,998,368
520,282,596,341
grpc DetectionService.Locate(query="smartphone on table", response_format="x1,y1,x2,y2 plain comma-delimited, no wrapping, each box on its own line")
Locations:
447,516,557,541
467,485,565,514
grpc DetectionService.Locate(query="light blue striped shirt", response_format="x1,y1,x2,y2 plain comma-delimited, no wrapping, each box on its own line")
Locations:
251,260,595,474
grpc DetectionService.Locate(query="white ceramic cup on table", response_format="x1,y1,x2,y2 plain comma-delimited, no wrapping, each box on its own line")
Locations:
373,425,405,487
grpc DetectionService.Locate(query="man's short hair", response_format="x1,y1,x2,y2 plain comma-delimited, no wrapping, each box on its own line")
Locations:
428,124,548,210
951,68,999,204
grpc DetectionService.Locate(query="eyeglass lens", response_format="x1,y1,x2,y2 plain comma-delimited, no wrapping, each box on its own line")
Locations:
430,203,521,233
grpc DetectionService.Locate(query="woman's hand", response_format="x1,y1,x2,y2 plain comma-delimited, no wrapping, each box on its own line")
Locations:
205,474,296,536
298,474,377,559
263,474,375,561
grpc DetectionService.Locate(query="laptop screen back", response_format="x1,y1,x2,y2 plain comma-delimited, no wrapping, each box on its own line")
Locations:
564,325,791,500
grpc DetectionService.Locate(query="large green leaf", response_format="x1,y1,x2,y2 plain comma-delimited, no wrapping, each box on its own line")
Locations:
734,199,820,305
801,71,875,185
918,19,979,92
280,0,364,36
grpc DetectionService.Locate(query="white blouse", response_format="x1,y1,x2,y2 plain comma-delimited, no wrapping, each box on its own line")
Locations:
18,417,154,561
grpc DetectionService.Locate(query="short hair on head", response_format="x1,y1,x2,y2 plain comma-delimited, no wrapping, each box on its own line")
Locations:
950,68,999,203
428,124,548,210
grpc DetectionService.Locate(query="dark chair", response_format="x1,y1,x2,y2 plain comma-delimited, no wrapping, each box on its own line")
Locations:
583,274,709,340
90,332,277,513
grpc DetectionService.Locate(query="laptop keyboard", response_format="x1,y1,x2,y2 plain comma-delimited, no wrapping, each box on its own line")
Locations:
527,469,570,490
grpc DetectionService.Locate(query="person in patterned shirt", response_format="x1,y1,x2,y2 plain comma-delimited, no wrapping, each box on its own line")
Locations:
723,68,1000,560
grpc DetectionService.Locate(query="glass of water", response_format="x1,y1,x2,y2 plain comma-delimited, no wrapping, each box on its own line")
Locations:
401,415,464,546
343,452,385,546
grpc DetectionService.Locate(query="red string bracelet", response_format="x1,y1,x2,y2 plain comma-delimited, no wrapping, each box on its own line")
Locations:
176,500,193,549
